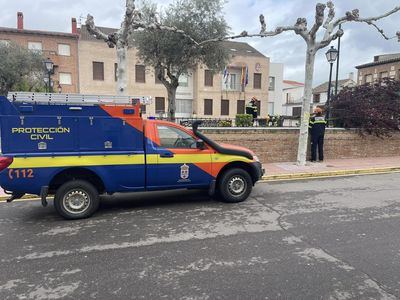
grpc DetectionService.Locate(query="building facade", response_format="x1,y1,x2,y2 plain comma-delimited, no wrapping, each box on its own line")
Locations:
78,26,270,119
267,63,284,115
356,53,400,85
312,73,356,108
282,80,304,117
0,12,79,93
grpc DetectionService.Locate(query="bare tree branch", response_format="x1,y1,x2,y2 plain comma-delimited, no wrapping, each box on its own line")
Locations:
86,14,116,48
323,1,335,29
310,3,326,39
317,28,344,49
333,6,400,28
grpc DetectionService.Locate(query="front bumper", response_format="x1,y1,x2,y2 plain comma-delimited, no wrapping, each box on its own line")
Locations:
251,161,265,182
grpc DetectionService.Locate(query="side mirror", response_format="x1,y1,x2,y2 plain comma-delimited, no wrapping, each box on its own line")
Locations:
196,139,206,150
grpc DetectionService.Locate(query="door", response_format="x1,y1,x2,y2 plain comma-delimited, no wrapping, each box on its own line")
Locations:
146,122,213,190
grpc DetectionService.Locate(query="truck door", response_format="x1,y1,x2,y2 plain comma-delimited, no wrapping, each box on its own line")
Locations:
146,122,214,190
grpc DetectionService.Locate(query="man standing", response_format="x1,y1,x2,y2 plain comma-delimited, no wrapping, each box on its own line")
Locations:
246,97,259,126
309,107,327,162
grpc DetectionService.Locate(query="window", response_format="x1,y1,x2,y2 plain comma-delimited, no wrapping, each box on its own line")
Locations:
365,74,373,84
59,73,72,85
176,99,192,114
157,125,197,149
254,73,262,89
155,97,165,114
178,74,189,87
28,42,42,52
140,104,146,115
204,70,213,87
93,62,104,81
58,44,70,56
268,102,275,115
313,94,321,103
237,100,245,114
229,74,238,90
292,107,302,117
204,99,213,115
114,63,118,82
135,65,146,83
221,99,229,116
269,76,275,91
380,71,388,80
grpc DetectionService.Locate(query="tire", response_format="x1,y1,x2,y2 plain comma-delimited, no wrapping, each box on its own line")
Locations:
217,168,253,203
54,180,99,220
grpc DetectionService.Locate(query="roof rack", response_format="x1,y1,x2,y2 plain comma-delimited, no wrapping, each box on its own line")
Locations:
7,92,152,106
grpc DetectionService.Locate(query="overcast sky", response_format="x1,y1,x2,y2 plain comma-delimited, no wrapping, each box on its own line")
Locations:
0,0,399,86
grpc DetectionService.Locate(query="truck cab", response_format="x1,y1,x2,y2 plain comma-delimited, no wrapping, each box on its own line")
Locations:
0,93,264,219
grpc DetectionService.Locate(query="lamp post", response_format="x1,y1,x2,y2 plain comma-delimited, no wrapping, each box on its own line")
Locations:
334,24,342,96
325,46,339,124
43,58,54,93
57,83,62,94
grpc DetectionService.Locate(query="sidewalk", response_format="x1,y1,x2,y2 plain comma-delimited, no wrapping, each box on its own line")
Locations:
263,156,400,180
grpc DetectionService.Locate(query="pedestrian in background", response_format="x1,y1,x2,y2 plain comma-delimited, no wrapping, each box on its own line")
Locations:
246,97,259,126
309,107,327,162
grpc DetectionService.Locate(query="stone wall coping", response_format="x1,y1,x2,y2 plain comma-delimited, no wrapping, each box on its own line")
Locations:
200,127,349,131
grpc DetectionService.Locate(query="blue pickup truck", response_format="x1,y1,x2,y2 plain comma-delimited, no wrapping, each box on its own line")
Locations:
0,93,264,219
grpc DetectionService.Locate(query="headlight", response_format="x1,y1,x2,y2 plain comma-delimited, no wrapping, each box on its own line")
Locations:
253,155,260,162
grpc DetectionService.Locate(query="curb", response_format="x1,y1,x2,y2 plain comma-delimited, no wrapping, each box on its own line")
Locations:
261,167,400,182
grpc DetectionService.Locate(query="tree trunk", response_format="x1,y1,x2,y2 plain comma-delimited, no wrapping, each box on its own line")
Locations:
167,86,177,121
297,46,316,166
116,45,128,95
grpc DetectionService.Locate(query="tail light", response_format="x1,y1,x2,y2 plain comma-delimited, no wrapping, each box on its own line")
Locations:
0,157,13,172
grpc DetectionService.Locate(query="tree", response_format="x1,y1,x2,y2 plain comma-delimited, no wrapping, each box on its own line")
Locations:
0,42,45,96
198,2,400,166
86,0,201,96
134,0,229,121
332,78,400,137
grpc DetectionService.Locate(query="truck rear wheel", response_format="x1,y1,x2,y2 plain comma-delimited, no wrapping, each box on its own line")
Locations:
218,168,253,203
54,180,99,220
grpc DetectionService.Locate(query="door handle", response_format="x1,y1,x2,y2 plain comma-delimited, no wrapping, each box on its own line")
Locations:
160,152,174,158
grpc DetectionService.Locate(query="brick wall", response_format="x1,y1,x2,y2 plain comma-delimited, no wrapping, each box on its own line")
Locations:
202,128,400,163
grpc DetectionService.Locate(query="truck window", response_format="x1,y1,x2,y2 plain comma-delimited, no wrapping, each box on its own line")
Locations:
157,125,197,149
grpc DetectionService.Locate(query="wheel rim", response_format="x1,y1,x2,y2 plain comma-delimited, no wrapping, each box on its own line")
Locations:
62,189,91,215
228,175,247,196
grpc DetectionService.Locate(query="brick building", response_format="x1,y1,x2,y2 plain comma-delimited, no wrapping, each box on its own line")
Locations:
78,25,270,119
0,12,79,93
356,53,400,85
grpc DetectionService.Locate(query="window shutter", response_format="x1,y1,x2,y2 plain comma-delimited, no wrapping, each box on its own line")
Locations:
135,65,146,83
93,62,104,81
237,100,245,114
204,70,213,87
221,99,229,116
254,73,262,89
155,97,165,114
204,99,213,115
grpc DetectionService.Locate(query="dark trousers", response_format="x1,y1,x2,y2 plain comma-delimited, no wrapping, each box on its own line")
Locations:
311,134,324,161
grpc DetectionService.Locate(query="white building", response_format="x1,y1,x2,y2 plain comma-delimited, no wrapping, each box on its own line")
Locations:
312,73,356,108
282,80,305,117
268,63,284,115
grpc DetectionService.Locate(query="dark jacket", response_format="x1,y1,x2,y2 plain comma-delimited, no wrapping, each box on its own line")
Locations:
309,116,326,136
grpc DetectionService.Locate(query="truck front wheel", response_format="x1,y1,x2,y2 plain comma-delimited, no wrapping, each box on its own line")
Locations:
54,180,99,220
218,168,253,203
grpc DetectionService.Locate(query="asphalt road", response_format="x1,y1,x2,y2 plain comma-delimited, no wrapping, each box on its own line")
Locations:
1,173,400,299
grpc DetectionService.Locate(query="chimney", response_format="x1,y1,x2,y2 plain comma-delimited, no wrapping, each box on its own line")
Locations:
349,72,354,81
71,18,77,34
17,12,24,30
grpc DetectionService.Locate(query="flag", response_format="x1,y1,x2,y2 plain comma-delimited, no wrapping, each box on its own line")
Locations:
245,65,249,86
223,67,229,84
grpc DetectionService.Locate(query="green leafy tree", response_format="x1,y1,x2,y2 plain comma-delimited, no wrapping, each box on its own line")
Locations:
135,0,230,120
0,42,46,96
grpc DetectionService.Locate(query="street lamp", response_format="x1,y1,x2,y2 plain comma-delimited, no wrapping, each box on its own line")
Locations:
43,58,54,93
325,46,339,124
